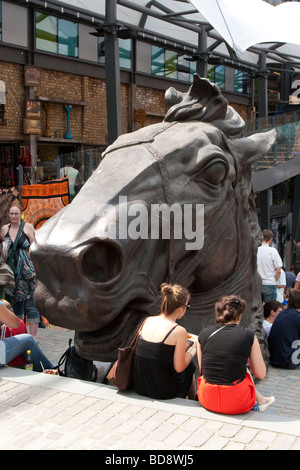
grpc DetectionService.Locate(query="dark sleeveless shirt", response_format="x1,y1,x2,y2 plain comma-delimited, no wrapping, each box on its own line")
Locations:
133,325,196,399
198,324,254,385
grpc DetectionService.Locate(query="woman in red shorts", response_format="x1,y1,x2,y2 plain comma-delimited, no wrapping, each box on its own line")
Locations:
197,295,275,414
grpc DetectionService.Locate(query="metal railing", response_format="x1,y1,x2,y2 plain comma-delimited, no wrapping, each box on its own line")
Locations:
246,111,300,172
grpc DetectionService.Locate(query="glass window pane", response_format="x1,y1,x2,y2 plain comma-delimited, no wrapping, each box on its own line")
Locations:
177,54,190,81
151,46,164,76
58,18,78,57
36,13,57,53
234,69,243,93
215,65,225,89
207,66,215,82
119,38,131,69
165,50,177,78
98,37,105,63
189,60,196,82
97,37,131,68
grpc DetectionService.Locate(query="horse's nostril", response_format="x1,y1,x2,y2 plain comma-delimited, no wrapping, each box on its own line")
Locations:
82,241,125,284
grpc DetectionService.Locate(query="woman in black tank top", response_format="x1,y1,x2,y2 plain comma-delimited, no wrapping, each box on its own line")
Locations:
133,283,196,400
196,295,275,414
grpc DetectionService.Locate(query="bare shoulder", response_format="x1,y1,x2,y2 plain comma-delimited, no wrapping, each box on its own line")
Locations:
24,222,35,232
0,224,9,236
174,324,187,338
24,222,36,242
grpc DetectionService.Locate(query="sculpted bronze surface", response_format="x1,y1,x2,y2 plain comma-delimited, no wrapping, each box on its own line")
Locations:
31,75,276,361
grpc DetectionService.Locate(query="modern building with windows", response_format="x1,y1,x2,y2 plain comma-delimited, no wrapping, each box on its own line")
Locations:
0,0,299,267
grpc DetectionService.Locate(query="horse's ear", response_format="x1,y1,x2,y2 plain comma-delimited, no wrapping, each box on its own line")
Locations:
230,129,277,165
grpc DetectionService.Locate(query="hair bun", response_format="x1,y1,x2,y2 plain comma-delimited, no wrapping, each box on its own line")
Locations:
160,283,173,295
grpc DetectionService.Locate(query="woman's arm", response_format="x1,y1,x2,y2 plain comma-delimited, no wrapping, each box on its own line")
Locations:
248,335,266,380
173,326,196,373
0,225,8,239
0,302,20,329
196,341,202,375
24,223,36,245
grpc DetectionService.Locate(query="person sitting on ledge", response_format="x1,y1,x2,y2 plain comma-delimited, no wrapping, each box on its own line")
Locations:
262,300,283,341
133,283,196,400
268,289,300,369
0,299,53,372
196,294,275,414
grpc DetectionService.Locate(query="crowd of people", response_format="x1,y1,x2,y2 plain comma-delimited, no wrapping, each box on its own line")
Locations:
0,210,300,417
257,229,300,370
132,227,300,415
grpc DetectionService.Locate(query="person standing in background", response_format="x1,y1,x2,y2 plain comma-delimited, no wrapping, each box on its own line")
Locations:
285,266,296,288
276,268,286,303
60,157,79,200
0,202,40,340
257,229,283,303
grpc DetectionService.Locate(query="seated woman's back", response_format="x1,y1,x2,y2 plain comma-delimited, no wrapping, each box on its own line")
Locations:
141,316,183,345
133,283,196,400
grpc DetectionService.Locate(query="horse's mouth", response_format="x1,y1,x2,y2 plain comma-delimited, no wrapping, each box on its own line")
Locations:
74,309,147,362
34,280,147,362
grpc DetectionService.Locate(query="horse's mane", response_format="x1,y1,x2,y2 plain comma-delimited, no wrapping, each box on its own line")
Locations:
164,74,245,138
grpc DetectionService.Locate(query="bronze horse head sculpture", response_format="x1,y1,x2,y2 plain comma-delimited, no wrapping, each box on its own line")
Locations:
31,75,276,361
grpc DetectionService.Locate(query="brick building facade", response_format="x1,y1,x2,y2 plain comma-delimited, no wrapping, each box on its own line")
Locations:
0,0,252,186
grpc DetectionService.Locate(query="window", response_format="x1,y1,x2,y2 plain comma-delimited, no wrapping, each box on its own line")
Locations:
178,55,194,82
58,18,78,57
151,46,165,76
36,12,78,57
98,37,132,69
214,65,225,89
119,38,131,69
151,46,196,81
165,50,177,78
234,69,251,94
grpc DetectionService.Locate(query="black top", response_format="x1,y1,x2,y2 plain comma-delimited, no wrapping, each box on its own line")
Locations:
198,324,254,385
268,308,300,367
133,326,196,399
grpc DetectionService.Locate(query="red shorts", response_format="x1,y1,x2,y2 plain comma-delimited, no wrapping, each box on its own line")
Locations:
197,372,256,415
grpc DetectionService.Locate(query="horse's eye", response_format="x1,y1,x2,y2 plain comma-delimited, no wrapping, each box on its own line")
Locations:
194,159,228,186
202,161,227,185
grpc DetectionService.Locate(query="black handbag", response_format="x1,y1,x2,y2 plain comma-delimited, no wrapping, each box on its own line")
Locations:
57,338,97,382
106,319,146,390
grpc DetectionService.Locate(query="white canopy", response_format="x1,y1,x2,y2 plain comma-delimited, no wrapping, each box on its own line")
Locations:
189,0,300,56
54,0,300,70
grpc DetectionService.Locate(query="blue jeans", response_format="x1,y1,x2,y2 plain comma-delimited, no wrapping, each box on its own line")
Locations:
12,297,40,324
0,334,54,371
261,285,277,303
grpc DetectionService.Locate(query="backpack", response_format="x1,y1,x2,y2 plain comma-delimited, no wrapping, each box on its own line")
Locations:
57,338,97,382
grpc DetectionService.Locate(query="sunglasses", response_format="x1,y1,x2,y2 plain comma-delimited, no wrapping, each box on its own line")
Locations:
229,299,241,307
185,303,191,310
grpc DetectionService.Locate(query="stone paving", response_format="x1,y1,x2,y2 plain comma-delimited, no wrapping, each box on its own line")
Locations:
0,326,300,451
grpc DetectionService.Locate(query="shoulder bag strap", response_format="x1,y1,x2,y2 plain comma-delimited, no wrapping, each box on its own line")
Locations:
206,325,226,341
7,221,25,270
131,319,147,351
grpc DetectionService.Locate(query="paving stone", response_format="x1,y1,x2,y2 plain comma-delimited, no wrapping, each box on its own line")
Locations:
235,427,259,443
